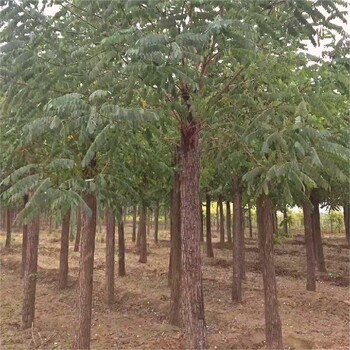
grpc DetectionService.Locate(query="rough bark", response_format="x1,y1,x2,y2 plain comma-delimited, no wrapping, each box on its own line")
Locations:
21,195,29,278
256,195,283,350
58,209,71,289
74,207,82,252
310,190,326,273
248,203,253,238
232,178,242,302
180,120,207,349
132,205,137,243
154,202,159,243
226,201,232,244
73,193,97,349
118,207,126,276
22,214,40,329
302,198,316,292
105,209,115,305
169,159,182,326
344,204,350,246
219,196,225,248
205,193,214,258
139,205,147,263
5,208,12,248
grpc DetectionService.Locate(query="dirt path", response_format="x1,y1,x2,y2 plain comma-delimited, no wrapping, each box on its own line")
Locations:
0,228,349,349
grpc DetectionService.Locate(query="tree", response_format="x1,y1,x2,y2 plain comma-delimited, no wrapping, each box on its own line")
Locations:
58,208,71,289
105,209,115,305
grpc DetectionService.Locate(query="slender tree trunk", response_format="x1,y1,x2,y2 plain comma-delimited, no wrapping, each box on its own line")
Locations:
241,206,246,280
164,210,167,231
49,215,52,234
136,210,141,250
344,204,350,246
73,193,97,349
310,190,326,273
105,209,115,305
216,203,219,234
132,205,137,243
282,206,288,236
302,198,316,292
147,209,151,237
74,207,82,252
169,157,182,326
232,177,242,302
180,121,207,349
22,214,40,329
248,203,253,238
206,193,214,258
118,207,126,276
272,210,278,235
139,205,147,263
219,196,225,248
256,195,283,350
5,208,12,248
226,201,232,244
200,204,204,243
21,195,29,278
58,209,71,289
154,202,159,243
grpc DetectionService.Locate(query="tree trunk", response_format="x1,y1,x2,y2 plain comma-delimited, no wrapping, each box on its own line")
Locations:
302,197,316,292
74,207,82,252
118,207,126,276
180,121,207,349
219,196,225,248
248,203,253,238
136,213,141,249
58,209,71,289
344,204,350,246
232,177,242,302
169,157,182,326
5,208,12,248
256,195,283,350
154,202,159,243
21,195,29,278
132,205,137,243
310,190,326,273
73,193,97,349
282,206,288,236
164,210,168,231
226,201,232,244
241,206,246,280
216,203,220,234
206,193,214,258
105,209,115,305
22,214,40,329
200,204,204,243
147,209,151,237
272,210,278,235
139,205,147,263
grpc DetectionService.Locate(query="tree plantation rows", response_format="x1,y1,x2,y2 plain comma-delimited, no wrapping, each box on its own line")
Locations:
0,1,349,349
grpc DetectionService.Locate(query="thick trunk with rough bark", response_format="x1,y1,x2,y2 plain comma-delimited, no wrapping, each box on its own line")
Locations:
118,207,126,276
154,202,159,243
21,195,29,278
22,215,40,329
226,201,232,244
169,160,182,326
58,209,71,289
310,190,326,273
219,196,225,248
74,207,82,252
206,193,214,258
257,195,283,349
73,193,97,349
132,205,137,243
5,208,12,248
232,178,242,302
344,204,350,246
105,209,115,305
139,205,147,263
302,198,316,292
180,121,207,350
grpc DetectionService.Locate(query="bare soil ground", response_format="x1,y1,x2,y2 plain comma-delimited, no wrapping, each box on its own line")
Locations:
0,225,349,350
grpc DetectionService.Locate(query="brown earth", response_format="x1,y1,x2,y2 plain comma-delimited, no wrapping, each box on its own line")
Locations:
0,225,349,350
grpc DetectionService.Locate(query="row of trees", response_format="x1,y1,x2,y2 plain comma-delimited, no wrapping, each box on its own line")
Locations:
0,0,349,349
